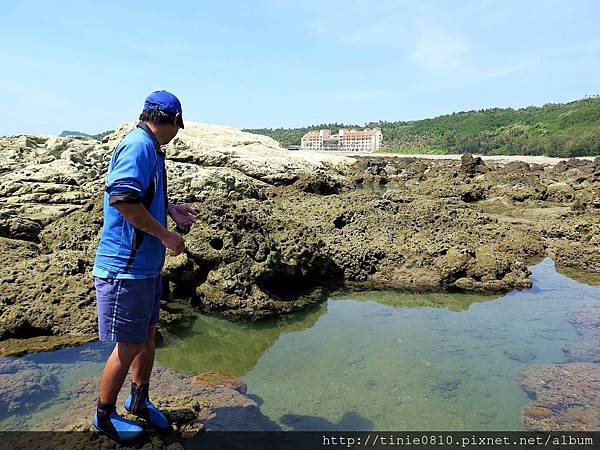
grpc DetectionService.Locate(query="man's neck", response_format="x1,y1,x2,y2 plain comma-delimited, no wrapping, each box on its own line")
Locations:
143,122,161,143
139,121,165,150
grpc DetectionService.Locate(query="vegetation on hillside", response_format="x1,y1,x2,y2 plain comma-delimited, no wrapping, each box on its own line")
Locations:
58,130,114,140
244,96,600,157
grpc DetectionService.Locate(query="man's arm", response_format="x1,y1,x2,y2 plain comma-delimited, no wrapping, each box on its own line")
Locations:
115,203,185,256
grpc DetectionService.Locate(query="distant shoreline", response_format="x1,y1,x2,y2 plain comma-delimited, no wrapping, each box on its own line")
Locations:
299,150,598,166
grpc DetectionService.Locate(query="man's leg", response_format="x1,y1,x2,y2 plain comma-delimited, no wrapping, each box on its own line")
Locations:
124,276,170,430
93,276,158,442
131,325,156,385
131,276,161,385
125,324,170,429
99,341,145,404
95,341,146,443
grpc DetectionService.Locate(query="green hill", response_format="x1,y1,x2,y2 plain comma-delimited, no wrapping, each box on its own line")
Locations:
58,130,113,140
244,96,600,157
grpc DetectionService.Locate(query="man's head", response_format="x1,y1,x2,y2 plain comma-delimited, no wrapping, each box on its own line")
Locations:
139,90,184,145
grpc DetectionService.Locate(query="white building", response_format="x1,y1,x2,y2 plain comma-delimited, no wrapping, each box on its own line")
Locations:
300,128,383,152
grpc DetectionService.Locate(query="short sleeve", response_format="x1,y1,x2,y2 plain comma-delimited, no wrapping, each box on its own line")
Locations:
106,140,155,206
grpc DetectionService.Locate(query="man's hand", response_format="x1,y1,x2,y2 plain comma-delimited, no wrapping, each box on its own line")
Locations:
168,203,198,232
160,230,185,256
115,202,186,256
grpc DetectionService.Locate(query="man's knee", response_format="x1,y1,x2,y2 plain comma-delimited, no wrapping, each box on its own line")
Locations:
116,341,146,360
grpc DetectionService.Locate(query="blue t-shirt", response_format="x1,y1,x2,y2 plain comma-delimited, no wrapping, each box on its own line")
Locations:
92,122,168,279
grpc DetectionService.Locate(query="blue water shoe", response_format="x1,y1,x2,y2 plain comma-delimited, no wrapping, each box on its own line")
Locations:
93,400,144,444
124,382,171,430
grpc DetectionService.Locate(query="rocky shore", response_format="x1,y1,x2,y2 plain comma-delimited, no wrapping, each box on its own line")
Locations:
1,122,600,356
2,122,600,433
1,356,278,448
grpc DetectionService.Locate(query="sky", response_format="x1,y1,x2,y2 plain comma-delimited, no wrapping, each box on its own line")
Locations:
0,0,599,136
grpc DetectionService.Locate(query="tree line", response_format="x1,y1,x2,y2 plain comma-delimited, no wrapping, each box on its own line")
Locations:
244,96,600,157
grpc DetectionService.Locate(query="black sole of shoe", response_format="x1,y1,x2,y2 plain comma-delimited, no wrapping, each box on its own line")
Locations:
92,423,144,445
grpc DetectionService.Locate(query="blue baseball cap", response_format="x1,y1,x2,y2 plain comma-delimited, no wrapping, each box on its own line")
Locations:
143,90,184,129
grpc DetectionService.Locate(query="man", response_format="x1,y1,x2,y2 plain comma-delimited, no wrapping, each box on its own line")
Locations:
91,90,197,443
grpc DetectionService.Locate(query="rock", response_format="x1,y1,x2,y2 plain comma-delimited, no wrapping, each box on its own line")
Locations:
32,366,277,436
291,174,346,195
433,378,462,399
502,160,531,172
0,237,39,267
524,406,553,419
0,335,96,357
460,153,486,175
520,363,600,430
562,342,600,363
2,123,600,354
571,186,600,212
192,371,247,394
0,249,97,340
0,357,58,417
563,307,600,362
0,215,44,242
546,182,575,202
503,348,536,363
490,175,547,201
565,406,588,423
460,186,486,202
549,241,600,274
554,158,591,172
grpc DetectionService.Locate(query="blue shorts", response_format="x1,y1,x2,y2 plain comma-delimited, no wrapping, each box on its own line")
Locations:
94,276,162,343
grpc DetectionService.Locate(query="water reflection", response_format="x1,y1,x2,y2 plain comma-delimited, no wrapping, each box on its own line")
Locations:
156,284,499,376
155,302,327,375
330,290,499,311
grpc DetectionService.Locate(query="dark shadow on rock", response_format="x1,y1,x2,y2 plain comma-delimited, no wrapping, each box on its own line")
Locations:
279,411,373,431
245,392,264,407
200,405,282,432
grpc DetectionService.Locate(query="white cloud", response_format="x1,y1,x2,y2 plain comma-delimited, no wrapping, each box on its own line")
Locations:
411,30,534,84
412,33,472,73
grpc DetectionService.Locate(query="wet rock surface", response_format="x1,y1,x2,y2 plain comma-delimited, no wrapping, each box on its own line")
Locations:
2,124,600,353
0,357,59,419
520,363,600,431
520,306,600,430
25,366,278,448
563,307,600,363
34,367,274,431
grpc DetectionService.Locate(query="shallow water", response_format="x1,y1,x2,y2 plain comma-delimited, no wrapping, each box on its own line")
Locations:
1,257,599,431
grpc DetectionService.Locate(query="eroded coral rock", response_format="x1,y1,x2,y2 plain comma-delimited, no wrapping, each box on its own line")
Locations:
2,124,600,354
520,363,600,431
31,366,277,445
0,357,58,417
